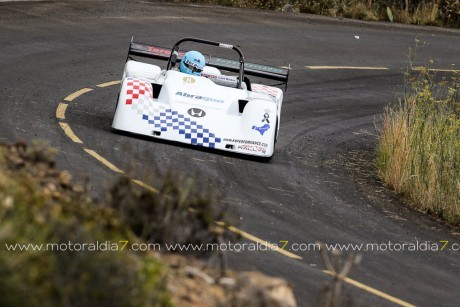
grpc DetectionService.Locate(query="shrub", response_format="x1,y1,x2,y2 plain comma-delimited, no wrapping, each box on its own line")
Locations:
0,143,171,307
178,0,460,27
376,50,460,223
109,173,235,256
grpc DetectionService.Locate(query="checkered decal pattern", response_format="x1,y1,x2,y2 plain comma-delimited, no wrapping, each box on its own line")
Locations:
252,84,280,98
124,77,222,148
142,110,222,148
125,77,167,117
125,78,152,105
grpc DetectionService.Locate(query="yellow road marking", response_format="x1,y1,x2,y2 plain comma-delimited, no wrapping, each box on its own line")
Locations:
412,66,460,73
322,270,416,307
57,80,416,307
59,122,83,143
131,179,159,193
56,103,68,120
216,221,415,306
64,88,93,102
306,66,389,70
216,221,303,260
83,148,125,174
97,80,121,88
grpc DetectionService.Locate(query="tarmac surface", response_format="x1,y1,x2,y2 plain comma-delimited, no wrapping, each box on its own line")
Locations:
1,1,459,306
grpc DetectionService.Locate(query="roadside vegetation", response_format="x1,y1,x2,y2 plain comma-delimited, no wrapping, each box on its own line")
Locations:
179,0,460,27
376,46,459,224
0,142,171,306
0,142,233,306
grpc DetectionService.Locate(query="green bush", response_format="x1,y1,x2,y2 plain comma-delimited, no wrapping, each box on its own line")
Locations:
0,141,236,306
0,143,171,307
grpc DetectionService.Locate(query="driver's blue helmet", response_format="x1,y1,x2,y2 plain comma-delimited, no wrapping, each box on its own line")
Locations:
180,51,205,76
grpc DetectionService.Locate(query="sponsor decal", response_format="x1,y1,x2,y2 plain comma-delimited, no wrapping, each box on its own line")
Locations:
201,73,217,80
223,138,268,147
183,58,203,71
187,108,206,118
202,74,236,82
202,73,238,87
237,144,266,154
219,43,234,49
252,124,270,136
183,76,195,84
262,113,270,123
175,91,224,103
132,44,186,57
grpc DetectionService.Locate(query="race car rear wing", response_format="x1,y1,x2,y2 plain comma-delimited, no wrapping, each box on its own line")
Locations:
127,41,289,89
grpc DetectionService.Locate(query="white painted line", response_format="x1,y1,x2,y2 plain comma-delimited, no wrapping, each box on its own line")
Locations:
268,187,294,193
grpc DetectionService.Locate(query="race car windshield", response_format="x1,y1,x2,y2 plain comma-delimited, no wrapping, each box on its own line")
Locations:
185,62,202,73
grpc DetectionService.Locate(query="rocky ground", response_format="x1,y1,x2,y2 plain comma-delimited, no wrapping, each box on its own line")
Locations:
0,142,297,307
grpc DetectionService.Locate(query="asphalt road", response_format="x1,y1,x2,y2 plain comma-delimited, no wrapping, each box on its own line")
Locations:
1,1,459,306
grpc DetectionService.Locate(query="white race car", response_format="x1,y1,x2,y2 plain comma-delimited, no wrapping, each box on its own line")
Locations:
112,37,289,159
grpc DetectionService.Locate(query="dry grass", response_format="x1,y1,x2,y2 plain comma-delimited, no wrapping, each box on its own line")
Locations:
393,1,440,25
376,53,460,223
179,0,460,27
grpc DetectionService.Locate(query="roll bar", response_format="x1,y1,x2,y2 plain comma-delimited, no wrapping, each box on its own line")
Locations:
166,37,245,89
